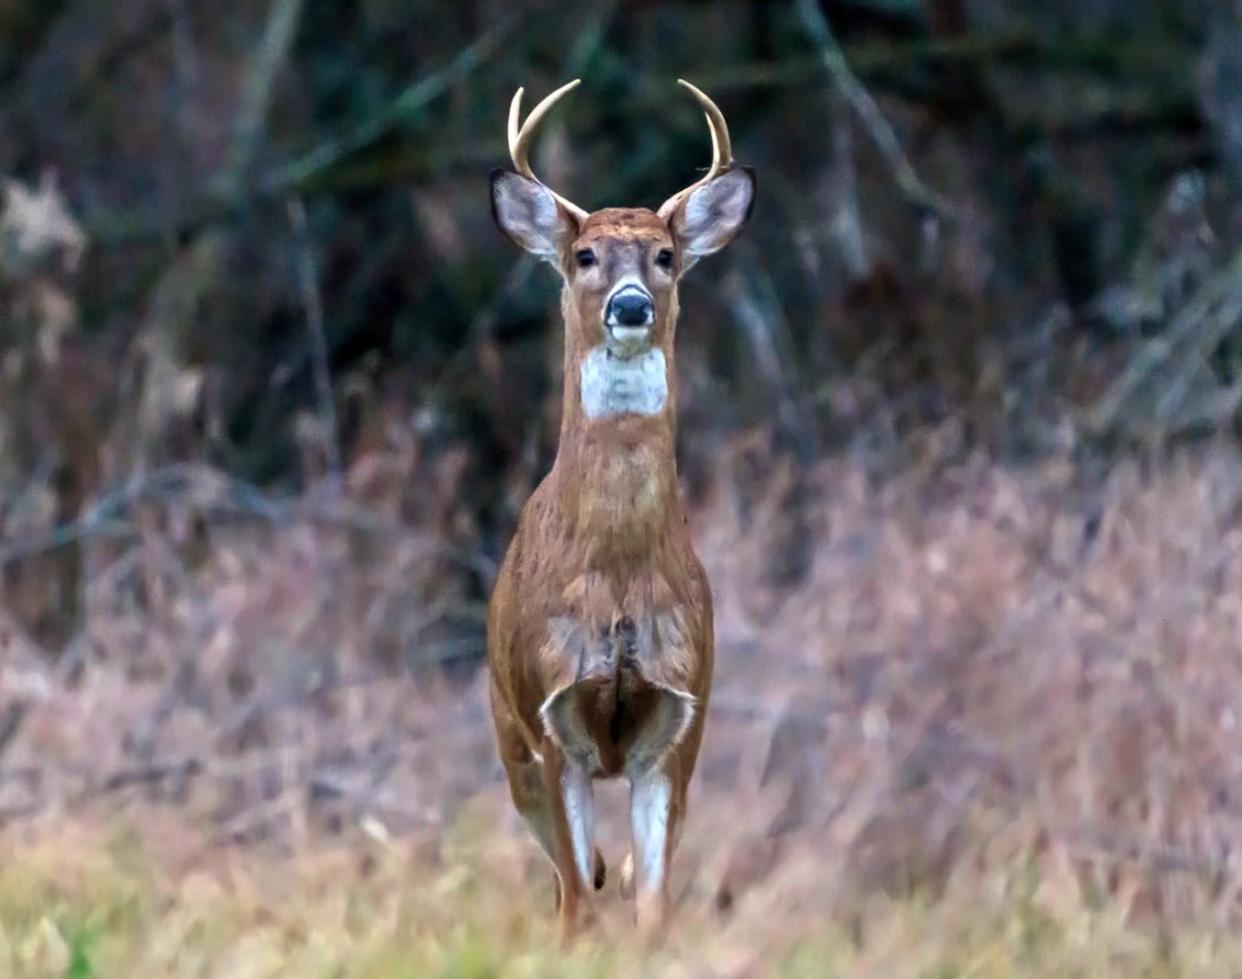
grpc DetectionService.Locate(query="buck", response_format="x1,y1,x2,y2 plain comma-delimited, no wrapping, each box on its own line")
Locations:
487,78,754,940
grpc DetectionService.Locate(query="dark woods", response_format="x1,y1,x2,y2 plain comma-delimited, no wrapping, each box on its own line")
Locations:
2,2,1242,887
3,0,1238,648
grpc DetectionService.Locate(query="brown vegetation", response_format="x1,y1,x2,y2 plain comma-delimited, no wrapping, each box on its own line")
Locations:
3,0,1242,973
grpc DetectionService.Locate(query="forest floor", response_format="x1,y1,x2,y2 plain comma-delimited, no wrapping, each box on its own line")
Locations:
4,443,1242,977
2,803,1238,978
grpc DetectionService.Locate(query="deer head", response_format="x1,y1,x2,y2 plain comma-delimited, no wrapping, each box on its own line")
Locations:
490,80,754,426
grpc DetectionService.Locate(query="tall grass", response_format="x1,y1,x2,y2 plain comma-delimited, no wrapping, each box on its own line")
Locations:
4,441,1242,976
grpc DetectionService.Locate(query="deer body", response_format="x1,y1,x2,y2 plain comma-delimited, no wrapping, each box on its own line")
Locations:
487,82,754,939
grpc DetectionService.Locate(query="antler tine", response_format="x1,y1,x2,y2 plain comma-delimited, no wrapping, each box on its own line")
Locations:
507,86,527,169
658,79,735,219
679,79,732,177
507,79,588,224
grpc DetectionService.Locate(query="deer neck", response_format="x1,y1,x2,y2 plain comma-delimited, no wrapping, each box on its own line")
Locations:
550,297,682,563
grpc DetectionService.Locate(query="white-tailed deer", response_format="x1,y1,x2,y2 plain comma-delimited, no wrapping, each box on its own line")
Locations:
487,79,754,940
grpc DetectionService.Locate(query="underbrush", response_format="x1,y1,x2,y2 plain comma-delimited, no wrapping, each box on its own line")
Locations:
4,434,1242,976
1,809,1238,979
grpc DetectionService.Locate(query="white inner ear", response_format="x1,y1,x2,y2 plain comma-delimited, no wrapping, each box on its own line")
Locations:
493,176,565,261
527,188,561,233
679,170,753,260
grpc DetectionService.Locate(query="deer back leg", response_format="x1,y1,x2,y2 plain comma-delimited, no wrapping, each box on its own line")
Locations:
625,698,704,936
540,741,598,942
628,758,687,937
494,679,607,914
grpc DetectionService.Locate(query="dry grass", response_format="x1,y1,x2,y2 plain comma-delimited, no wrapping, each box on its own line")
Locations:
0,806,1234,979
4,436,1242,975
0,802,1239,978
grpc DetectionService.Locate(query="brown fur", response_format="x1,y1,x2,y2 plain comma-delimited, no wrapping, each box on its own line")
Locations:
487,206,715,940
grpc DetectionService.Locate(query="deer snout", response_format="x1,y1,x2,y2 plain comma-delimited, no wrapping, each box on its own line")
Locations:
605,285,655,353
606,286,654,327
608,288,654,326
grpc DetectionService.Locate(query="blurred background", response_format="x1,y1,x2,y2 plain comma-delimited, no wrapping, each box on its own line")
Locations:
4,0,1242,974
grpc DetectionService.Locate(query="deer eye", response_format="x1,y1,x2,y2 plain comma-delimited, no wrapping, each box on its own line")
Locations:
575,249,596,268
655,248,674,270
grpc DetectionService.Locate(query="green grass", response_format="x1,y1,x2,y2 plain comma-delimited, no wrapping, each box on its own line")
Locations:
0,814,1237,979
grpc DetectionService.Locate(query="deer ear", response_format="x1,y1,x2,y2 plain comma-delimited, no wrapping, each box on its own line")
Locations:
491,170,577,262
670,166,755,270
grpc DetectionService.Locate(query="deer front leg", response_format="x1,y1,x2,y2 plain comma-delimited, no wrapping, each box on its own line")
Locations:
628,759,687,938
541,742,597,942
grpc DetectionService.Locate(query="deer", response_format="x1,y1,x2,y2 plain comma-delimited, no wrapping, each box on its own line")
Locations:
487,78,755,941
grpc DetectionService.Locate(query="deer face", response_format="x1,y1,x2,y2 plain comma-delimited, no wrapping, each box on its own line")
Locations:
490,80,755,369
571,209,671,359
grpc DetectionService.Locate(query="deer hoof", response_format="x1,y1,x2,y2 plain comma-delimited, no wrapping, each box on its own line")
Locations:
593,848,607,890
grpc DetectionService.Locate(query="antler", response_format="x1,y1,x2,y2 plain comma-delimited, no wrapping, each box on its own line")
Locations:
657,79,734,220
508,80,589,224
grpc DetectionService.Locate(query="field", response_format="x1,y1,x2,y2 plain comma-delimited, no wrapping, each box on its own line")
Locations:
5,1,1242,974
1,811,1237,978
5,443,1242,978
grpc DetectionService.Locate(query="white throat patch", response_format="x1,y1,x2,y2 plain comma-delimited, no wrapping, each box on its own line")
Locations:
580,346,668,419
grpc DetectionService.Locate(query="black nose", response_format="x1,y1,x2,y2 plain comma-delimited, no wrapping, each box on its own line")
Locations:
607,289,654,327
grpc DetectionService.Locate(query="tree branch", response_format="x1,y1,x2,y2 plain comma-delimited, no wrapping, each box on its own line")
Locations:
795,0,958,221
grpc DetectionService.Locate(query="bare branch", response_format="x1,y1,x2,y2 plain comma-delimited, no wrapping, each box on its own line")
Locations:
262,16,519,196
795,0,958,222
287,198,343,489
0,703,30,765
1086,249,1242,433
223,0,306,187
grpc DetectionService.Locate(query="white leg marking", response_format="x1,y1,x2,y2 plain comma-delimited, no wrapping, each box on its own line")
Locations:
561,763,595,889
629,770,672,895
